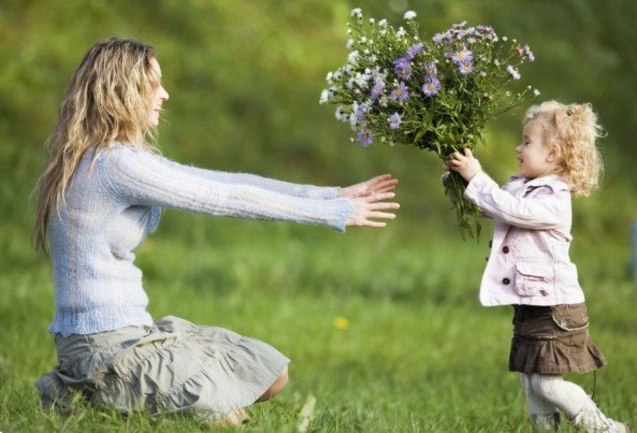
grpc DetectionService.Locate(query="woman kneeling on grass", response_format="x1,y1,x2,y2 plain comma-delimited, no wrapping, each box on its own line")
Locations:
33,37,399,425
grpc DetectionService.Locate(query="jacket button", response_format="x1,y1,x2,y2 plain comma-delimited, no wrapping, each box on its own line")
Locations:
502,246,510,253
502,278,511,285
489,240,493,248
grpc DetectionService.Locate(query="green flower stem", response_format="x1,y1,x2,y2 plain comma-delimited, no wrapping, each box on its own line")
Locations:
443,170,482,241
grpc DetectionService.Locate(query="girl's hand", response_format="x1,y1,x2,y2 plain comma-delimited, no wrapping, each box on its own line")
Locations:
449,148,482,182
346,192,399,228
338,174,398,198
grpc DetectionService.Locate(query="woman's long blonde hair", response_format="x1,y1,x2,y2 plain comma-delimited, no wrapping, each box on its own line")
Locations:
524,100,604,197
33,38,161,253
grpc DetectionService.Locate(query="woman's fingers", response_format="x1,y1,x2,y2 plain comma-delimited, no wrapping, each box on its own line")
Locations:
366,191,396,202
367,211,396,219
347,191,399,227
365,221,387,228
367,176,398,193
368,202,400,211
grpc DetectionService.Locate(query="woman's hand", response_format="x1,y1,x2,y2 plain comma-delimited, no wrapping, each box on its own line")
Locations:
338,174,398,198
449,148,481,182
346,192,399,228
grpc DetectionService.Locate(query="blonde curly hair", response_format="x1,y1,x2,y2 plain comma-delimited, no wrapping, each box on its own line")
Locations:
524,100,603,197
33,38,162,252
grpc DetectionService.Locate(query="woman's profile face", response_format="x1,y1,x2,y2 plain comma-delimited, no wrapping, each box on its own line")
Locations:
148,57,169,127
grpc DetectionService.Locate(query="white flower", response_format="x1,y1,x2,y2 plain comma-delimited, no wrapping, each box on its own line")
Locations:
335,106,347,121
350,8,362,18
378,19,388,27
360,36,367,44
396,27,406,38
506,65,521,80
502,36,508,41
533,88,541,96
346,39,355,49
369,18,375,24
354,72,369,89
347,50,360,65
319,89,330,104
349,112,358,128
325,72,334,85
403,10,417,20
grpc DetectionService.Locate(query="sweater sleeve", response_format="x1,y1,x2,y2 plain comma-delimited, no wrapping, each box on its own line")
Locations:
463,172,569,229
159,156,340,199
96,146,354,231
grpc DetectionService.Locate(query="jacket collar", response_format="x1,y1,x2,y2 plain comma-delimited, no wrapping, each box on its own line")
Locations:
512,174,570,192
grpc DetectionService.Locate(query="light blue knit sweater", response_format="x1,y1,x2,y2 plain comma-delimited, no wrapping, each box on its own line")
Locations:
48,144,354,337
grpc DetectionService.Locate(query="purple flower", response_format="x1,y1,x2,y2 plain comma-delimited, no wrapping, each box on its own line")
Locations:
423,61,437,75
422,76,441,96
406,43,424,59
390,82,410,102
389,112,402,129
356,103,370,122
451,47,473,64
476,25,498,41
358,129,373,146
458,62,473,75
370,81,385,100
393,57,412,81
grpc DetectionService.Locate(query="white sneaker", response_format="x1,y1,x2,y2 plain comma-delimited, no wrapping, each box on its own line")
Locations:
611,420,629,433
571,397,628,433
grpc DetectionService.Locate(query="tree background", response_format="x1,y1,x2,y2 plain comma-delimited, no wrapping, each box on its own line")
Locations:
1,1,636,431
1,0,636,282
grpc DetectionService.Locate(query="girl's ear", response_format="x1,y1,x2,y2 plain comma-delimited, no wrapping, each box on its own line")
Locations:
546,142,561,163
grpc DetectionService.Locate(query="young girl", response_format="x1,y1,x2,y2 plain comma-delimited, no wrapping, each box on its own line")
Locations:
448,101,628,432
33,38,399,425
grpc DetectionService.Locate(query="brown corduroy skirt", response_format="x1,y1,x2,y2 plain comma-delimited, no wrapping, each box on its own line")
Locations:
509,303,606,375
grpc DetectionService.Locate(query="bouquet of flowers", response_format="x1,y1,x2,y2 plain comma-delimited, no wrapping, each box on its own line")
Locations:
320,8,538,239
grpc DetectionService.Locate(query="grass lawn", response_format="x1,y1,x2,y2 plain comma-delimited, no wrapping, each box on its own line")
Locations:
1,219,635,432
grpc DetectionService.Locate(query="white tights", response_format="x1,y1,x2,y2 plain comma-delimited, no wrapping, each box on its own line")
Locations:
519,373,588,418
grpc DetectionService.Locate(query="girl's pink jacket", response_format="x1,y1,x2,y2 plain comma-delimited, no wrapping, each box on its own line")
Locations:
464,172,585,307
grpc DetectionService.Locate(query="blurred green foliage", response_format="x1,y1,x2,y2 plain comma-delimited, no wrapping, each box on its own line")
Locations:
1,3,636,429
1,0,636,258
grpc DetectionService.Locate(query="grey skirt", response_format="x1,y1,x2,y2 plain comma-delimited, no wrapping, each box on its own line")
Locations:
35,316,289,420
509,303,606,375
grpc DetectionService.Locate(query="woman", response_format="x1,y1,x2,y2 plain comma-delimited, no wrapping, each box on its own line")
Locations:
33,38,399,424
